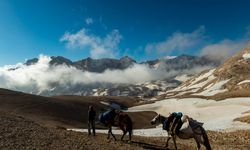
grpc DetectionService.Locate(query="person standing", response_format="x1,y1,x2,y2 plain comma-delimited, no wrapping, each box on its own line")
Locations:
88,105,96,136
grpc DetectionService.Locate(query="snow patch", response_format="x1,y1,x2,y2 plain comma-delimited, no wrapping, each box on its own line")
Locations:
175,74,191,82
242,53,250,60
191,69,215,86
164,56,177,60
238,80,250,85
173,69,215,92
195,79,229,96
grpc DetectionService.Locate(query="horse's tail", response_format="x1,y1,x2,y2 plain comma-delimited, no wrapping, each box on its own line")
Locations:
200,126,212,150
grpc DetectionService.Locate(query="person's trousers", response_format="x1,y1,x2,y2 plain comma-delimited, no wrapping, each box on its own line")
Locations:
88,120,95,136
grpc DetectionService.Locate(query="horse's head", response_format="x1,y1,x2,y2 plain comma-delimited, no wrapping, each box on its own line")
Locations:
151,114,162,125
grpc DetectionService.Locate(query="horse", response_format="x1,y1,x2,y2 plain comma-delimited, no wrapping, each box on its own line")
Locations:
99,110,133,141
151,113,211,150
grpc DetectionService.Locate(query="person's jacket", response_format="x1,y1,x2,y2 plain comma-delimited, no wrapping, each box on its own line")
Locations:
88,109,96,121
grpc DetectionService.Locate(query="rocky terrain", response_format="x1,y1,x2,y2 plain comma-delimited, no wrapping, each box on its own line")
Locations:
0,111,249,150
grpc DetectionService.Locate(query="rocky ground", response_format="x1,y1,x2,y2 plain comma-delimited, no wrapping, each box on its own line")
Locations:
1,112,249,150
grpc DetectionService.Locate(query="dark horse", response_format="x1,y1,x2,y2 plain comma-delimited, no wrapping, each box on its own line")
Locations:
99,110,133,141
151,113,211,150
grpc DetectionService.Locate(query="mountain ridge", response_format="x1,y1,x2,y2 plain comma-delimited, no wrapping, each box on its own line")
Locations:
4,54,220,97
25,54,219,73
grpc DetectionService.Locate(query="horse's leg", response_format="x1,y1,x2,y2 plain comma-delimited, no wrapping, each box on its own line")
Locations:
107,125,111,139
121,130,127,141
200,126,212,150
128,130,132,141
194,136,201,150
109,127,117,141
165,136,171,147
172,135,178,150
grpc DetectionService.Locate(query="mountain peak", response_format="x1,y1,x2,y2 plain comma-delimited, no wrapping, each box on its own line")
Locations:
50,56,73,66
120,56,136,63
25,58,39,65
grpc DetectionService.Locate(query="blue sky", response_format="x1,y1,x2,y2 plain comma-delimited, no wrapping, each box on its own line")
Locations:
0,0,250,66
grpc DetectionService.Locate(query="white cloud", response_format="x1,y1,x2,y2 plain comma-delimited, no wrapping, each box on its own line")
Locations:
199,27,250,62
60,29,122,58
199,39,247,62
0,55,163,94
145,26,206,54
0,55,212,95
85,17,93,25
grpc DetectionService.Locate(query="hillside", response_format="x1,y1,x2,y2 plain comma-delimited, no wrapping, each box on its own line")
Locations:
0,88,155,129
164,45,250,100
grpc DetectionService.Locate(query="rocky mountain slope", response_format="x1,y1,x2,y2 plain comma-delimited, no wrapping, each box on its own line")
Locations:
165,45,250,100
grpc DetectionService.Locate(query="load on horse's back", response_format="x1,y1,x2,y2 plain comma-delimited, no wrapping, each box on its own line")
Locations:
98,109,133,141
163,112,183,134
99,109,118,126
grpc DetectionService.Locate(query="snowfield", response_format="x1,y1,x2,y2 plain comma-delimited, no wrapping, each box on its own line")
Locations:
127,98,250,131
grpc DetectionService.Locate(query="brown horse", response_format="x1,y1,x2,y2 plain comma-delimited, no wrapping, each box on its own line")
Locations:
99,110,133,141
151,113,211,150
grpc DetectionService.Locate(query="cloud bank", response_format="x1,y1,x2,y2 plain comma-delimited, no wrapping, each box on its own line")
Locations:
144,25,250,63
145,26,206,54
60,29,122,58
199,39,247,62
0,55,212,94
199,27,250,62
